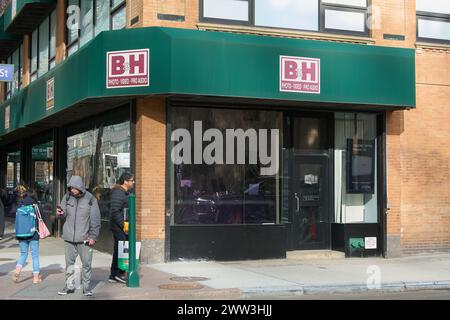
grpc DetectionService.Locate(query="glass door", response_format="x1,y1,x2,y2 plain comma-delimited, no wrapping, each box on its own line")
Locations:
292,155,330,249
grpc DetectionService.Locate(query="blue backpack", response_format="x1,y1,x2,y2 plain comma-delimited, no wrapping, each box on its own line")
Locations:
15,205,37,238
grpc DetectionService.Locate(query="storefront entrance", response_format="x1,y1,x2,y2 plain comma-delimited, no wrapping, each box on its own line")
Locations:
292,155,330,250
287,114,332,251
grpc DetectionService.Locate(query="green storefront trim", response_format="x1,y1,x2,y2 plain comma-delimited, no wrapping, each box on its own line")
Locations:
3,0,55,32
0,26,416,137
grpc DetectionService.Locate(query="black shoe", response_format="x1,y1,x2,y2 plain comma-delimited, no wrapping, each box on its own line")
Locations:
114,274,126,284
83,289,93,297
108,275,117,283
58,287,75,295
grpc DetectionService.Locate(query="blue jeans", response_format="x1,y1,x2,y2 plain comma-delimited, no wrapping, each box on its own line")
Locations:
17,240,40,274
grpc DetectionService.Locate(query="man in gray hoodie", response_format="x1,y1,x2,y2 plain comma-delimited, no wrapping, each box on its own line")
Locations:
56,176,101,296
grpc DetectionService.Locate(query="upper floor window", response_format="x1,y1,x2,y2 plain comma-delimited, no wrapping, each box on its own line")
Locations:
416,0,450,43
67,0,126,57
6,43,23,99
200,0,369,36
30,9,57,82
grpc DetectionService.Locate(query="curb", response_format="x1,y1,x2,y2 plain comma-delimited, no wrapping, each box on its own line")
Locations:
242,281,450,296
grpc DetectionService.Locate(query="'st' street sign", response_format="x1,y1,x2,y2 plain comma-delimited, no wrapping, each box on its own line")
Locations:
0,64,14,82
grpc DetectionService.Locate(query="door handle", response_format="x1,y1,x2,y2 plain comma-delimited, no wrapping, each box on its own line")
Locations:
294,193,300,213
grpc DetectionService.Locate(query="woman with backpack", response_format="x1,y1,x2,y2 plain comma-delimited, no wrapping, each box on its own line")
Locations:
11,185,49,284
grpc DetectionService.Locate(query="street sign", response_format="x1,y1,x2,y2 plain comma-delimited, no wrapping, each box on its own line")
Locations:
0,64,14,82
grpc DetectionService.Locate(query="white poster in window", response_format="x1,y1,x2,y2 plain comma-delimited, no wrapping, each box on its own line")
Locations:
118,152,130,168
365,237,377,249
5,105,10,130
46,77,55,110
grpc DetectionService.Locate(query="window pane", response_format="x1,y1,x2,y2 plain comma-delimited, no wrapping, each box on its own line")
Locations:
31,29,38,73
416,0,450,15
6,151,21,190
418,18,450,41
32,141,54,233
322,0,367,8
12,48,19,93
80,0,94,47
256,0,319,31
95,0,110,35
171,107,281,225
50,59,56,70
111,0,125,10
30,73,37,82
50,10,56,58
112,5,126,30
67,0,79,44
67,43,79,56
334,113,378,223
67,120,131,221
325,9,365,32
19,44,23,88
203,0,249,22
38,17,49,77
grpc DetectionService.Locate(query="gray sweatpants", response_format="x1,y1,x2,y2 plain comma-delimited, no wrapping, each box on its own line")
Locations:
64,241,93,291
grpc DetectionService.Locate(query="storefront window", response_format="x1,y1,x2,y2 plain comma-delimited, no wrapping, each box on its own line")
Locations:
67,118,131,220
334,113,378,223
6,151,21,190
170,107,282,225
32,142,54,222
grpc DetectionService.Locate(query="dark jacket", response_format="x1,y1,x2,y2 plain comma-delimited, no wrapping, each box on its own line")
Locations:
15,193,47,241
109,185,129,239
59,176,101,243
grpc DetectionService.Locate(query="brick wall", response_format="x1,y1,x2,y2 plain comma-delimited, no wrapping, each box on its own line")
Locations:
136,97,167,263
140,0,198,29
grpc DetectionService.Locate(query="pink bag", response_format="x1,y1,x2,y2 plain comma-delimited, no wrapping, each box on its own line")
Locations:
34,204,51,239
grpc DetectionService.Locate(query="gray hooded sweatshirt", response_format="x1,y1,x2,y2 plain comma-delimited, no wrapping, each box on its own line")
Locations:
60,176,101,243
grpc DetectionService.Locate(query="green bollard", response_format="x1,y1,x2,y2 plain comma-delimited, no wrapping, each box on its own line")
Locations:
127,193,139,287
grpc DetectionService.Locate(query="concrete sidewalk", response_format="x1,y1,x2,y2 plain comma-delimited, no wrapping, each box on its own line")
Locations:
2,219,450,300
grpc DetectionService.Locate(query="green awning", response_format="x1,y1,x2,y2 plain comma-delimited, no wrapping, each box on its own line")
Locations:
0,16,21,58
0,26,416,137
3,0,55,34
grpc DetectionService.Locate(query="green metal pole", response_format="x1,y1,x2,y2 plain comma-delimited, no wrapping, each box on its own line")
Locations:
127,193,139,287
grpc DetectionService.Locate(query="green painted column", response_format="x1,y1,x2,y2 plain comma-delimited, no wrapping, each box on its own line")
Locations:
126,193,139,287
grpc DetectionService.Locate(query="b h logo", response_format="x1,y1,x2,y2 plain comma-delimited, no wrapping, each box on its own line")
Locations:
280,55,320,94
107,49,150,89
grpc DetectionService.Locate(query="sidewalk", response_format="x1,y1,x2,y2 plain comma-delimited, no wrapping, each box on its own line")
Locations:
2,219,450,300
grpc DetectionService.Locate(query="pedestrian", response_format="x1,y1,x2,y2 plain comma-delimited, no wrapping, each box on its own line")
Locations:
11,185,49,284
108,172,135,284
56,176,101,297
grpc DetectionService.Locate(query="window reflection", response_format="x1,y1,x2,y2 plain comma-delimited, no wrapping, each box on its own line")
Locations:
255,0,319,31
171,108,281,225
67,121,131,220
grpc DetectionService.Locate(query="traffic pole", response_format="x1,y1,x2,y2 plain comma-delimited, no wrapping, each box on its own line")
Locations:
127,193,139,287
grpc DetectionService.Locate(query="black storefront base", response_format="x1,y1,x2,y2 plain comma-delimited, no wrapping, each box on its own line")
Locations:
170,225,286,261
332,223,381,257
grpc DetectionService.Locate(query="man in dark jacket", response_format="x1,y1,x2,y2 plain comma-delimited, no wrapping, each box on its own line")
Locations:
108,172,135,283
56,176,101,296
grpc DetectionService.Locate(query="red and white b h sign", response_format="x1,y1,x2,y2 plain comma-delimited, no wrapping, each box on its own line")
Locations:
107,49,149,88
280,56,320,94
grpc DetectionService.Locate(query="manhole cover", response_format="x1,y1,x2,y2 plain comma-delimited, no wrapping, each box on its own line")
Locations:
170,276,210,282
0,258,14,261
159,283,204,290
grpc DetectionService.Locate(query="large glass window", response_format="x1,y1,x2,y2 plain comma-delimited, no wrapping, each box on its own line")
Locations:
334,113,378,223
67,0,126,56
170,107,282,225
6,44,22,99
255,0,318,31
32,141,54,232
200,0,369,36
67,115,131,221
29,10,57,80
38,17,50,77
416,0,450,43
